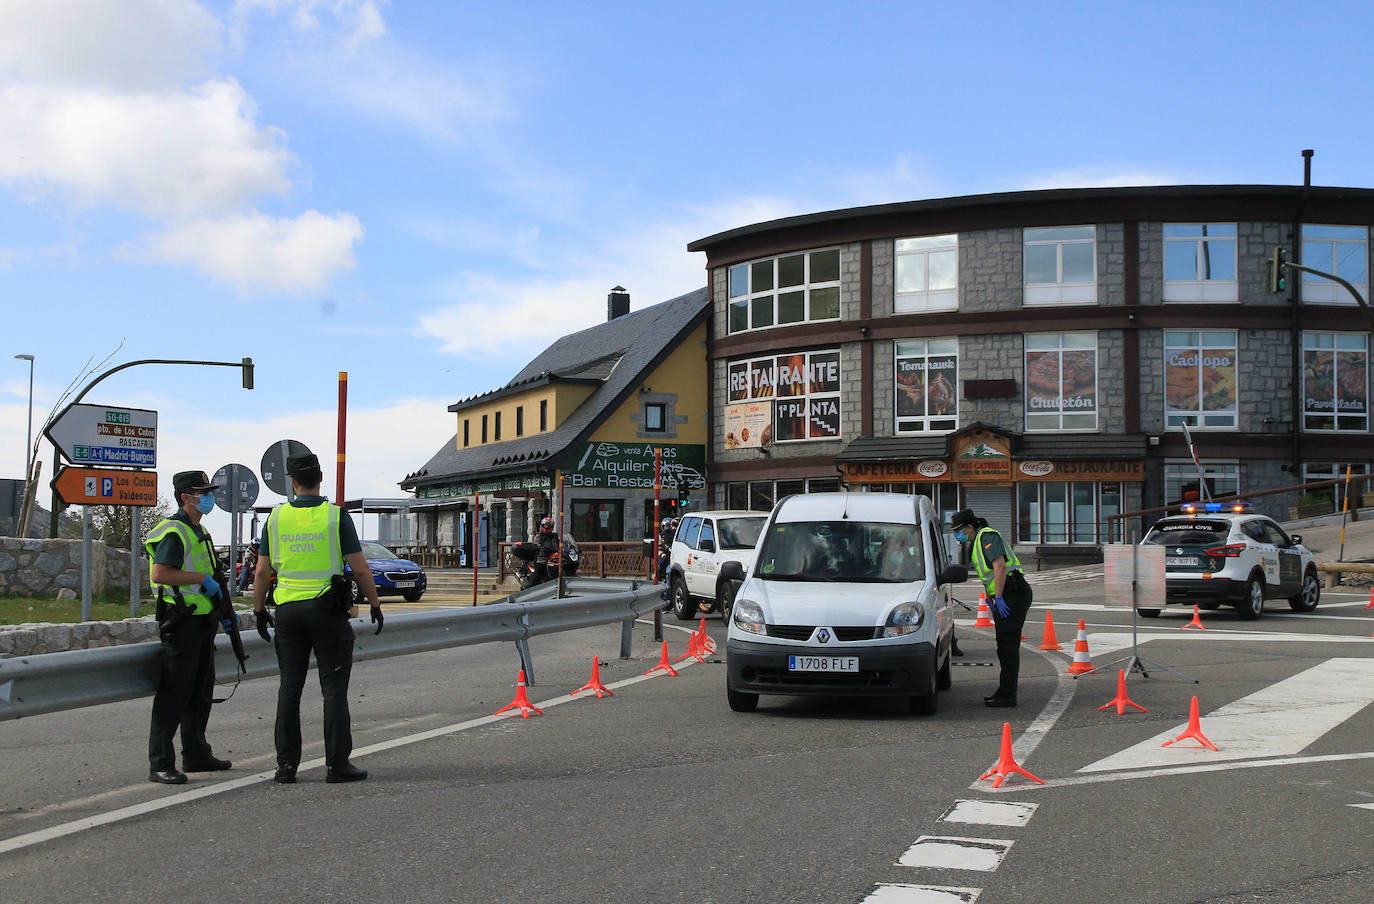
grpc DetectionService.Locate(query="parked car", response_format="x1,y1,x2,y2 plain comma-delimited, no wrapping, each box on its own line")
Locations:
724,492,963,715
352,540,428,602
1140,502,1319,619
666,510,767,621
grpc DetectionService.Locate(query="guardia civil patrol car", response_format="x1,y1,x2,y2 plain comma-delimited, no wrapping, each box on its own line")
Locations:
1140,502,1320,619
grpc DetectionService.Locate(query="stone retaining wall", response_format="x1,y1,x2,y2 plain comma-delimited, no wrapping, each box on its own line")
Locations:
0,537,148,598
0,609,263,657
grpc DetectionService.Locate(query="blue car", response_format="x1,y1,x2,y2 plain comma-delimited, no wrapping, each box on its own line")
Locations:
351,540,427,602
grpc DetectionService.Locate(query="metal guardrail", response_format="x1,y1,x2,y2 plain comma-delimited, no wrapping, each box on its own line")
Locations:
0,578,665,722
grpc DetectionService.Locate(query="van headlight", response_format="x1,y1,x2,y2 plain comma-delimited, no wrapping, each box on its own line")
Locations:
883,601,926,637
732,599,766,635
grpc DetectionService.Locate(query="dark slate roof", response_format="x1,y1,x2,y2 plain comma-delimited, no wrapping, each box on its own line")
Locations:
837,431,1147,462
403,288,709,490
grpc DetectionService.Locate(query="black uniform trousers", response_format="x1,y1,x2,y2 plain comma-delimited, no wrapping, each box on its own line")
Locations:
273,595,356,770
990,571,1034,700
148,613,217,771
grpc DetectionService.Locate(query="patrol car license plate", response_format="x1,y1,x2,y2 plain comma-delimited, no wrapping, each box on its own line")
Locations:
788,655,858,672
394,580,416,588
1166,556,1199,567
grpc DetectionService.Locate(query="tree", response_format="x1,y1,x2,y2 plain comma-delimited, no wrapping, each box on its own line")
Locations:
84,497,175,549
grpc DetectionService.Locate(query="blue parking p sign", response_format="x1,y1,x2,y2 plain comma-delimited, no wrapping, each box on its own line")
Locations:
101,478,113,497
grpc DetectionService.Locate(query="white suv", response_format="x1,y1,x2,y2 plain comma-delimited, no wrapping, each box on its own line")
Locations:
1140,502,1320,619
667,510,767,621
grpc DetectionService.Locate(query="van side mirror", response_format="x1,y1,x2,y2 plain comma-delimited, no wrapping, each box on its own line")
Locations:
1289,533,1302,546
937,564,969,586
720,561,746,582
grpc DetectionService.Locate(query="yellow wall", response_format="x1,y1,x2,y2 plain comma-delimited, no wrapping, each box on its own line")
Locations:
588,322,708,444
455,383,596,449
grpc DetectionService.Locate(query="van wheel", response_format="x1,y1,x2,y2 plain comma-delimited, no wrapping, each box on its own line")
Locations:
1288,568,1320,612
717,579,741,623
935,650,952,690
1239,575,1265,619
670,576,696,621
910,674,939,716
727,683,758,713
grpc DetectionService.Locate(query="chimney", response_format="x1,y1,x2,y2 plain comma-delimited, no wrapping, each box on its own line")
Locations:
607,286,630,321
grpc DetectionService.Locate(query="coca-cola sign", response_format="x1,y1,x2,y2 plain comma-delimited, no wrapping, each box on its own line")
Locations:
916,460,948,478
1018,461,1055,477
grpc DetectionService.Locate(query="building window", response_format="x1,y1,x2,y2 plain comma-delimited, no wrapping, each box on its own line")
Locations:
1163,460,1239,505
494,411,501,441
1024,225,1096,305
516,406,524,437
1302,462,1368,515
1303,332,1368,432
540,400,548,432
463,419,470,448
644,403,666,432
1164,330,1237,428
1017,482,1120,544
895,235,957,313
572,499,623,543
726,349,842,443
727,248,841,333
1302,224,1369,304
1024,332,1097,431
895,338,958,432
1164,223,1237,302
481,414,488,443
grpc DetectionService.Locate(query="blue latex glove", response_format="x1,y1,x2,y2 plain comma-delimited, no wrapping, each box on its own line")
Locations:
221,613,239,634
992,595,1010,618
201,573,222,598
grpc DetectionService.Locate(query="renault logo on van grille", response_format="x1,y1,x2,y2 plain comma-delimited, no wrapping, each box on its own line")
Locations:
816,628,831,644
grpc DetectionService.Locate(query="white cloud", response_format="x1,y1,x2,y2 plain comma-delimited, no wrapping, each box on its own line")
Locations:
1018,167,1185,191
0,79,291,219
0,0,222,90
132,209,364,293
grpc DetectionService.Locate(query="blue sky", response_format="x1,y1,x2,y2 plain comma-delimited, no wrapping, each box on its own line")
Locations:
3,0,1372,538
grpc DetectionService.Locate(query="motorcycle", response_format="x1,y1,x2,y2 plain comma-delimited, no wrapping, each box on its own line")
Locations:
513,534,581,589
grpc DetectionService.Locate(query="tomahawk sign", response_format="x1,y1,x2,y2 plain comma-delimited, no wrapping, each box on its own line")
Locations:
45,403,158,468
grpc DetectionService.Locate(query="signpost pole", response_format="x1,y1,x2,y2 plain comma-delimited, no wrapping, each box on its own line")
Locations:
228,465,239,601
473,491,480,607
130,506,141,618
81,505,92,622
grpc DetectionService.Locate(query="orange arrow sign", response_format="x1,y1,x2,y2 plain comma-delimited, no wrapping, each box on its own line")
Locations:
51,467,158,506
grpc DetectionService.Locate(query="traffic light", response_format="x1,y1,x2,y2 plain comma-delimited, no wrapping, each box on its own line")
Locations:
1267,247,1289,294
678,480,691,511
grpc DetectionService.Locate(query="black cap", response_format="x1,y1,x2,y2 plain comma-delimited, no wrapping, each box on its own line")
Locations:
948,508,979,531
287,452,322,478
173,470,219,494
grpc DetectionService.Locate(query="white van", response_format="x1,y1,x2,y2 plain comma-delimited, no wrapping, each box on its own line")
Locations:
724,492,965,715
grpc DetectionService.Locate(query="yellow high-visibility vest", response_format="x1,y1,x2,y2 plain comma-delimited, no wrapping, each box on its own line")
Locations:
969,526,1022,596
267,503,343,604
145,518,216,615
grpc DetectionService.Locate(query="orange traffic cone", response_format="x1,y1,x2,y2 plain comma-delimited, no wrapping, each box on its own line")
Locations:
495,669,544,718
973,597,995,627
1067,619,1095,676
1180,605,1207,630
1162,696,1218,750
675,628,706,663
643,640,679,677
1364,588,1374,610
1098,669,1148,715
1036,610,1062,650
571,657,613,698
978,721,1045,789
697,616,717,654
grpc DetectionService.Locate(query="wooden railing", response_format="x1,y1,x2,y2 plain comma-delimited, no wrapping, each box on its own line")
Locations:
497,541,651,582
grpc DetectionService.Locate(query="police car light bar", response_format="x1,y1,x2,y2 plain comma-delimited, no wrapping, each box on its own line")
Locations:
1181,502,1253,514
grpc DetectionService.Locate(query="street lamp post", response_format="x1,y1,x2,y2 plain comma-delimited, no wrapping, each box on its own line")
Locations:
14,354,34,482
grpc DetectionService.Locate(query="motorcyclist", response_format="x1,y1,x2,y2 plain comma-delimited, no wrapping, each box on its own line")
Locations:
533,517,559,585
237,537,259,592
656,517,677,583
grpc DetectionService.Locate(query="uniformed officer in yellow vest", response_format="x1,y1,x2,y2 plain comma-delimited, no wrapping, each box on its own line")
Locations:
253,452,381,784
949,508,1033,708
145,470,233,784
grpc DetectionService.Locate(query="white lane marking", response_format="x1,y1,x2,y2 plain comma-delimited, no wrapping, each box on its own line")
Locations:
897,836,1013,871
0,622,702,856
861,884,981,903
938,800,1037,827
1080,658,1374,772
1349,803,1374,811
994,750,1374,792
1086,630,1374,657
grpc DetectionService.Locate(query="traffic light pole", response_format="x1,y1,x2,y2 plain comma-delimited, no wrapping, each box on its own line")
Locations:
1277,259,1374,333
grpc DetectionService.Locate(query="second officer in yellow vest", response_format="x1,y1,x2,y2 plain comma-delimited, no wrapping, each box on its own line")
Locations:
253,452,381,783
949,508,1033,707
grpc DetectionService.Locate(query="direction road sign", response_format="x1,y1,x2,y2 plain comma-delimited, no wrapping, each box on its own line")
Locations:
213,463,260,513
260,440,312,497
45,404,158,468
51,466,158,506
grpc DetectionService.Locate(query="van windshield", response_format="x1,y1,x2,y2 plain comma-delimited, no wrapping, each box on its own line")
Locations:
718,517,765,550
754,521,924,583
